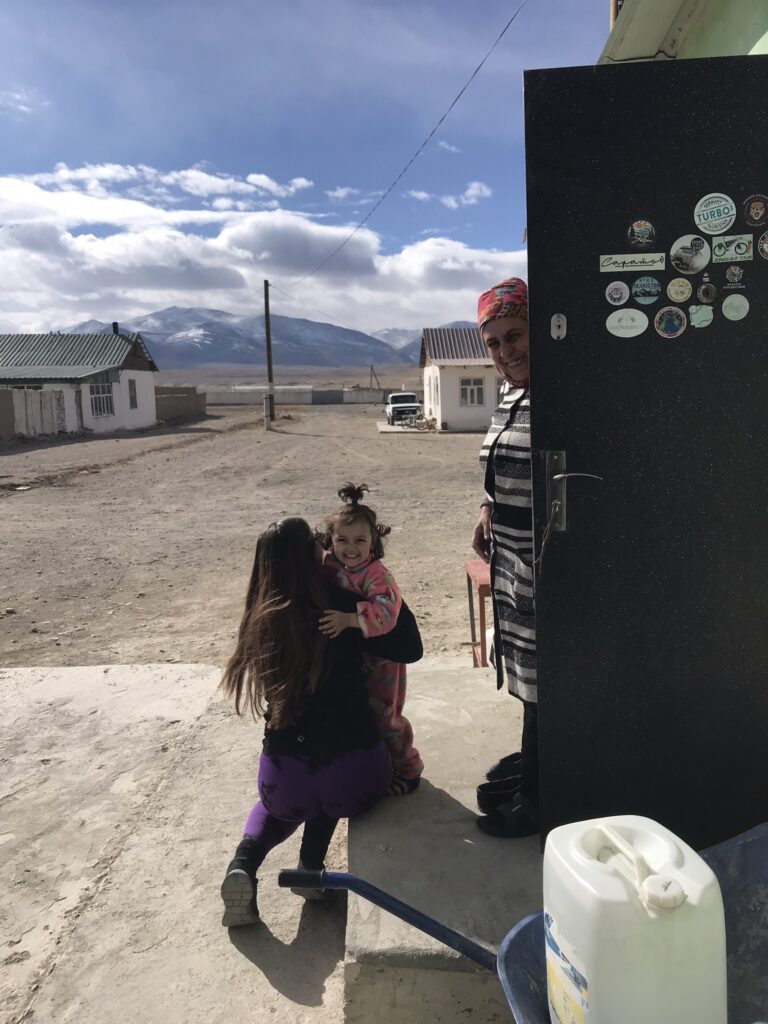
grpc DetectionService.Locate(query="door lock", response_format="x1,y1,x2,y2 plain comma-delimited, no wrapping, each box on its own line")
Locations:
545,452,603,533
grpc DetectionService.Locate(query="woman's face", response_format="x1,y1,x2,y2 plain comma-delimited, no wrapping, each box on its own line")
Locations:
481,315,529,383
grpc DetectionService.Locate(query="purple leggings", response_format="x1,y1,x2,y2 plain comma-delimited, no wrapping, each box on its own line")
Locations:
242,743,391,868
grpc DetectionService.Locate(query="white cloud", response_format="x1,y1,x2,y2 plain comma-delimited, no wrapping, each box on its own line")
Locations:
437,141,461,153
440,181,492,209
0,87,49,118
246,173,314,198
160,168,255,197
0,162,524,334
405,190,432,202
326,186,359,200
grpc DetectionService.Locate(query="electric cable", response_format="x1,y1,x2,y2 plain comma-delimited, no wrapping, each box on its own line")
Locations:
288,0,530,287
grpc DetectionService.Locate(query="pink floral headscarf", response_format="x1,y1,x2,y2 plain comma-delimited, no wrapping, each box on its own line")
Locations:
477,277,528,331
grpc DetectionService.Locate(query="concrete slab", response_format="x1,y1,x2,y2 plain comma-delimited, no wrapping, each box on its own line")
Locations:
375,421,439,435
345,657,543,1023
1,664,347,1024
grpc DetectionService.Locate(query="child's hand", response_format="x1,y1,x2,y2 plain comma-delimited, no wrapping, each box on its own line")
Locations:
320,610,358,637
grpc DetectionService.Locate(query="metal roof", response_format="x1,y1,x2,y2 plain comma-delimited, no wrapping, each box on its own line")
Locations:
419,327,492,368
0,331,158,378
0,364,114,381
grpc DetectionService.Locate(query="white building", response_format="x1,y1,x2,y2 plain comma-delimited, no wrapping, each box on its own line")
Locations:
420,327,500,431
0,326,158,438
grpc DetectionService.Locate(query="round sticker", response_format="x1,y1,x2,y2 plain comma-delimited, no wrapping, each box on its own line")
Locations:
758,230,768,261
743,194,768,228
697,274,718,304
725,265,744,285
689,304,714,329
654,306,687,339
631,275,662,304
722,294,749,321
627,219,657,249
667,278,692,302
605,280,630,306
694,193,736,234
606,308,649,338
670,234,711,275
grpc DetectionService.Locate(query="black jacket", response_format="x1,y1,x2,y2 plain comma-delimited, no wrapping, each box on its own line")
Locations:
262,590,422,764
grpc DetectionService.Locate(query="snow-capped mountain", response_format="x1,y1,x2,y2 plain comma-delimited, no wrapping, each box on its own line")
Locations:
66,306,413,369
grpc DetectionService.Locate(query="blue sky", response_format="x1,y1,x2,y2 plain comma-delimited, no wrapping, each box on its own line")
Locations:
0,0,608,334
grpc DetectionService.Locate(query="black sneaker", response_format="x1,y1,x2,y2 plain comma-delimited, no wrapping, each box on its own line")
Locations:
220,840,261,927
221,867,260,926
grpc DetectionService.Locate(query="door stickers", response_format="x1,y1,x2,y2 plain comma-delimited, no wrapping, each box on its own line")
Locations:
600,194,763,338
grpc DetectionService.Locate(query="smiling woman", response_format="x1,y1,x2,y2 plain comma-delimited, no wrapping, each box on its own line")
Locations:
471,276,538,840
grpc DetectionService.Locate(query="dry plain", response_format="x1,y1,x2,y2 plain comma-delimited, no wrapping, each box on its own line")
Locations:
0,370,493,1024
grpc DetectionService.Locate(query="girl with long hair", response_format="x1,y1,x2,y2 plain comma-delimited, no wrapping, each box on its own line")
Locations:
219,517,421,927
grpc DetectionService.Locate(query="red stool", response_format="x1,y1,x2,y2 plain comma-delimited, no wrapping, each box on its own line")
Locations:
465,559,492,667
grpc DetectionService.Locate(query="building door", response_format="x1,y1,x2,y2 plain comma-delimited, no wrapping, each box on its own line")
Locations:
524,55,768,848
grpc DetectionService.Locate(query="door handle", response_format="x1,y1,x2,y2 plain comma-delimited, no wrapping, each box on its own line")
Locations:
545,452,603,534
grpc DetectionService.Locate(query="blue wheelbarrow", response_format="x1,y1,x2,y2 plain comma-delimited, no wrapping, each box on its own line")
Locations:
279,822,768,1023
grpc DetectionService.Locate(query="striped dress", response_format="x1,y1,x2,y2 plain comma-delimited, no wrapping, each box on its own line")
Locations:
479,384,537,703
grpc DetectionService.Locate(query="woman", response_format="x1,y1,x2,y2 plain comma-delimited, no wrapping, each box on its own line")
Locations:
219,517,422,926
471,277,538,839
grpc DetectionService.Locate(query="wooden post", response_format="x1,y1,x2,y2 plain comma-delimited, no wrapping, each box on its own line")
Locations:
264,279,275,422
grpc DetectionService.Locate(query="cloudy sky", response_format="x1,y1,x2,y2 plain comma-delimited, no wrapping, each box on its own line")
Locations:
0,0,607,335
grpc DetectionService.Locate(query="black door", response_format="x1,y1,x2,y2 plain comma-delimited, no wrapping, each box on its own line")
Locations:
524,56,768,849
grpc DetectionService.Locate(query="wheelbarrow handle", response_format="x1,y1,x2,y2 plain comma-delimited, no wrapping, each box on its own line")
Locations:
277,869,496,972
278,868,325,889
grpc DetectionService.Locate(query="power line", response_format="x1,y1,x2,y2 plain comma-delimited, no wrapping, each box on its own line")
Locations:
289,0,530,287
267,282,370,336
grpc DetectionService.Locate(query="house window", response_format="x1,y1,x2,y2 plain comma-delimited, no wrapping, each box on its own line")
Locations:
128,378,138,410
89,383,114,417
460,377,484,406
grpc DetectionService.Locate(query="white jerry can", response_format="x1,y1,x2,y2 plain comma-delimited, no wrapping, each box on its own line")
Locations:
543,815,727,1024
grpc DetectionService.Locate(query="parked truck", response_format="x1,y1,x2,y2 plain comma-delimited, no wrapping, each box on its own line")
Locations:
384,391,421,425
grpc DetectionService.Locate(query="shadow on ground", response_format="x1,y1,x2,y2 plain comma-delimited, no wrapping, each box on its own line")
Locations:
228,895,348,1006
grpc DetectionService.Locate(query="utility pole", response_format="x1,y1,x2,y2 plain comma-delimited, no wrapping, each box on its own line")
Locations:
263,279,275,422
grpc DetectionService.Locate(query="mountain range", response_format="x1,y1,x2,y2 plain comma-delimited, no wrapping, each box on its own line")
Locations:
67,307,474,369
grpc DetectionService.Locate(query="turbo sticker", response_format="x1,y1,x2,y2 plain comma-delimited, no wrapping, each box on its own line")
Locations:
631,276,661,304
722,294,749,321
712,234,753,263
654,306,687,339
600,253,665,272
694,193,736,234
667,278,692,302
743,195,768,228
627,220,657,249
689,304,714,329
605,281,630,306
758,231,768,261
606,308,649,338
670,235,711,275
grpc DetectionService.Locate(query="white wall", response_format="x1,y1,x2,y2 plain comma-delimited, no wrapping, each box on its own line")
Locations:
206,386,313,405
9,386,81,437
423,365,499,430
80,370,157,433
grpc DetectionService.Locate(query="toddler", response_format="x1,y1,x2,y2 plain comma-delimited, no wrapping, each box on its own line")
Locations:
319,483,423,794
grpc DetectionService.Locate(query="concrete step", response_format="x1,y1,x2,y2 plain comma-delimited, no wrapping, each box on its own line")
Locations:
344,657,543,1023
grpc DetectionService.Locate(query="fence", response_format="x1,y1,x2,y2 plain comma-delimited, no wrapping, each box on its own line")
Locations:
0,388,81,440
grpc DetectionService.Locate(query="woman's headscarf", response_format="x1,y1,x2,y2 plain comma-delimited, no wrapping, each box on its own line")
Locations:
477,277,528,331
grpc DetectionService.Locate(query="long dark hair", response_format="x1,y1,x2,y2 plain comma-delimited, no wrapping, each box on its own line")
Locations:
220,518,329,726
319,483,391,560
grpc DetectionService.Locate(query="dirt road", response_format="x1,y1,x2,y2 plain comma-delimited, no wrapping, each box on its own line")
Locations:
1,405,486,670
1,405,489,1024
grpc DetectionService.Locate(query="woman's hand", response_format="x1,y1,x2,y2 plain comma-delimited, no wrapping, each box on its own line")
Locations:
471,506,492,563
319,610,359,637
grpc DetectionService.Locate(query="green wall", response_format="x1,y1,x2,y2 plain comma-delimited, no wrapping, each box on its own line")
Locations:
678,0,768,57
